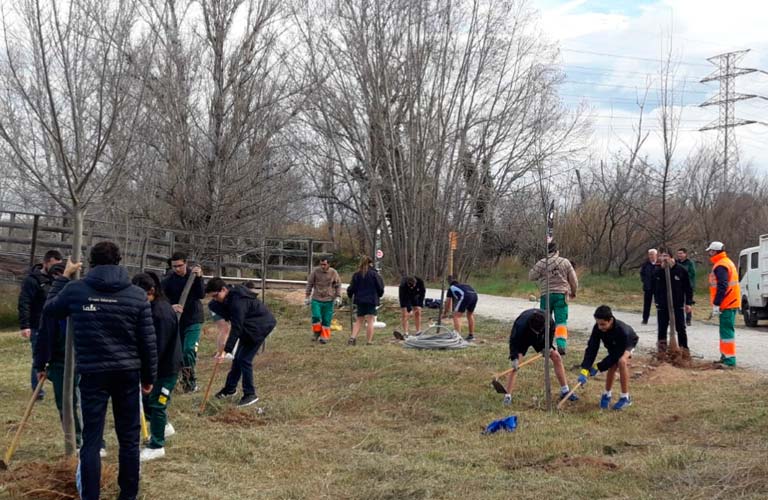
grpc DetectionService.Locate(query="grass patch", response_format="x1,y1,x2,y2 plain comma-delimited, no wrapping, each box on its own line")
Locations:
0,284,19,330
1,296,767,499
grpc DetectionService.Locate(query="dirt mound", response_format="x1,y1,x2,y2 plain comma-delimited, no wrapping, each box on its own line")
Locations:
544,455,619,471
0,457,116,499
210,408,266,427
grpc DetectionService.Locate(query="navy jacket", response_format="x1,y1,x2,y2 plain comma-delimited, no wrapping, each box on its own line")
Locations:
508,308,555,360
398,277,426,302
209,286,277,353
347,269,385,306
32,314,67,371
152,298,181,378
581,318,638,372
652,264,693,309
43,265,157,386
161,271,205,331
640,261,658,292
17,265,53,330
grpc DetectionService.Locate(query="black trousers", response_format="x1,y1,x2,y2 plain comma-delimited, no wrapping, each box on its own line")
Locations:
657,307,688,349
642,290,654,322
78,370,141,500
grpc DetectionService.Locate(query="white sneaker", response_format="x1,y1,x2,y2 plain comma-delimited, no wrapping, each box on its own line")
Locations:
99,448,107,458
164,422,175,438
140,447,165,462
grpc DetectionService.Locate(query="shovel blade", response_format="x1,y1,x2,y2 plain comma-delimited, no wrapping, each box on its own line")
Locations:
491,379,507,394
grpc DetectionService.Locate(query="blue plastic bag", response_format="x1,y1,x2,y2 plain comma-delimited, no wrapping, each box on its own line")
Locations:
482,415,518,435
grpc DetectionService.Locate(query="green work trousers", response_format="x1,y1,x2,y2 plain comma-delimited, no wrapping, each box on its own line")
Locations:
180,323,202,389
719,308,737,366
146,374,178,449
311,299,335,327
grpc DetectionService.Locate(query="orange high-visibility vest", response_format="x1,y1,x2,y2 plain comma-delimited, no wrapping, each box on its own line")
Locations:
709,252,741,310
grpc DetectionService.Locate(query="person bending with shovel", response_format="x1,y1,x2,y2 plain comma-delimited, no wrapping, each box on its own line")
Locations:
206,278,276,408
576,305,638,411
500,309,578,405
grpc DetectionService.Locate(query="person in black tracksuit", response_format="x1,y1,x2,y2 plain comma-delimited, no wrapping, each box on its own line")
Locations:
652,250,693,352
503,309,577,405
43,242,157,500
132,272,181,462
206,278,277,407
346,256,385,345
33,263,84,447
398,276,426,335
639,249,659,324
161,252,204,392
578,305,639,411
18,249,63,398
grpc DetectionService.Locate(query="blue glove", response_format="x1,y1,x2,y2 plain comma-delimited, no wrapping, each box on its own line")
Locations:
577,373,588,385
578,366,598,385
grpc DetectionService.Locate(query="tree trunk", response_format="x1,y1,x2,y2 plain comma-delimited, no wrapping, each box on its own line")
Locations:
62,206,84,456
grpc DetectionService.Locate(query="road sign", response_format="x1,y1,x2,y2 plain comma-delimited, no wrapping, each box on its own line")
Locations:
449,231,458,250
376,249,383,259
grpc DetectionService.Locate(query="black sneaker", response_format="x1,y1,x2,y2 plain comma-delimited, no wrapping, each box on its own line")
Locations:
347,337,356,346
393,331,405,341
465,334,475,342
318,338,328,344
184,383,199,394
214,389,236,400
641,320,648,325
312,332,320,342
237,394,259,407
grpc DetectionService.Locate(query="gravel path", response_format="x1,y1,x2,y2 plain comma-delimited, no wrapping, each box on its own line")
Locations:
384,286,768,372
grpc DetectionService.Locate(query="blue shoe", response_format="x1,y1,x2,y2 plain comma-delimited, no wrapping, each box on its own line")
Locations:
612,396,632,411
599,393,612,410
560,390,579,402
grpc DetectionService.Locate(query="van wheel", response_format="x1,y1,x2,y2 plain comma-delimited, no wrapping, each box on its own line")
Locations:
742,300,758,327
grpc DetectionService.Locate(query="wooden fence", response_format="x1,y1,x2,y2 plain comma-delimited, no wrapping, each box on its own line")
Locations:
0,210,331,290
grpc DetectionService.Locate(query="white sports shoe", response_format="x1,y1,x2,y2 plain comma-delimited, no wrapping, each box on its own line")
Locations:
140,447,165,462
164,422,175,438
99,448,107,458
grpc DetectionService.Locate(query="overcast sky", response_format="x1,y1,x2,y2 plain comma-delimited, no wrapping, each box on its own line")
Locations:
530,0,768,171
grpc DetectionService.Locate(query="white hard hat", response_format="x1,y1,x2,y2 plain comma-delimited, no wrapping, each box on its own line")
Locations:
705,241,725,252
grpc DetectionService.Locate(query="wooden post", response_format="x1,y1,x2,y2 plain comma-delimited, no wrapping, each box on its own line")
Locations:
168,231,175,260
261,239,267,301
7,212,16,253
216,235,223,277
448,232,457,277
278,240,284,280
29,215,40,267
307,239,314,275
140,236,149,272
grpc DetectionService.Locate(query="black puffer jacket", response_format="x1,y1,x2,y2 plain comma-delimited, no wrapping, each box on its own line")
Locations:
162,271,205,331
17,265,53,330
151,298,181,378
347,269,385,306
43,265,157,386
208,285,277,353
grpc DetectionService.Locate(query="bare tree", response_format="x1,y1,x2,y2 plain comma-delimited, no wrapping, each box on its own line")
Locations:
295,0,586,280
0,0,147,454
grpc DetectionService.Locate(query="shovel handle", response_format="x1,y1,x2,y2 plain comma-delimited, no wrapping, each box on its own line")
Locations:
556,381,584,410
198,355,224,414
3,374,47,467
492,353,544,381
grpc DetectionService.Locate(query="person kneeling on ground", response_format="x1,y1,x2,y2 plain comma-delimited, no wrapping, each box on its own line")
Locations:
577,305,639,411
206,278,277,407
503,308,578,405
132,272,181,462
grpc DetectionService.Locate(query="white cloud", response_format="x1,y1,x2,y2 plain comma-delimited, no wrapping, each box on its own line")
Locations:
532,0,768,171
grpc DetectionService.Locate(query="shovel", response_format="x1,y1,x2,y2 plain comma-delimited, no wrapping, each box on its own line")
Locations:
490,354,544,394
556,381,584,410
1,374,47,470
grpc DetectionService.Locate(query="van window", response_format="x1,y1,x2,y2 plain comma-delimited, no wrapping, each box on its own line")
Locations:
751,252,759,269
739,254,747,280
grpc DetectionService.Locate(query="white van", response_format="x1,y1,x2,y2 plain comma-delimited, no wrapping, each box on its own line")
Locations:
738,235,768,327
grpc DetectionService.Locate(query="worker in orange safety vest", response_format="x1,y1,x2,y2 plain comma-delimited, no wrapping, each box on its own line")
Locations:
706,241,740,367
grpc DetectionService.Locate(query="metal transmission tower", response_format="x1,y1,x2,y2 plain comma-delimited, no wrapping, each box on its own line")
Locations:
699,49,767,179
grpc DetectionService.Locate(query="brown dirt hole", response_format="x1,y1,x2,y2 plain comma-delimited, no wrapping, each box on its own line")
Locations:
0,457,117,499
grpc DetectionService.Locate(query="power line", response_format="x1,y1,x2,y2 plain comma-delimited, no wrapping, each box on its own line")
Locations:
560,48,713,68
563,79,709,95
562,64,705,82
